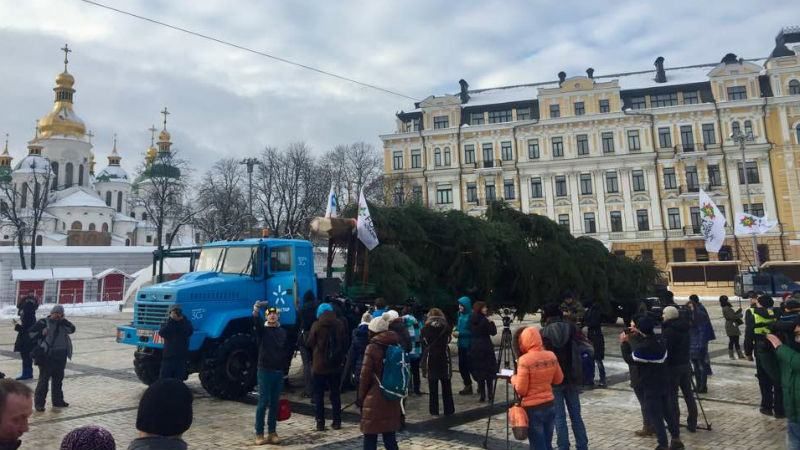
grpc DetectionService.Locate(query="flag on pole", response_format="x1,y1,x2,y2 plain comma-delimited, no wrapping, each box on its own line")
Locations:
699,189,727,253
324,185,338,218
357,189,379,250
734,212,777,235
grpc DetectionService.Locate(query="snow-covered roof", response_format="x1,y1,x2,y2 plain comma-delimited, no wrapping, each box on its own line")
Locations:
12,269,53,281
49,190,110,209
113,212,137,222
94,268,133,279
13,155,52,174
466,84,551,107
52,267,93,280
96,165,129,182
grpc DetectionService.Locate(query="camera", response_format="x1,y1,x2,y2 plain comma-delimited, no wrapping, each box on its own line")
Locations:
500,308,513,328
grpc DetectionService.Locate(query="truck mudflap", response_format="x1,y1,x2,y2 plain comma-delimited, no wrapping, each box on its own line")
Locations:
117,325,206,351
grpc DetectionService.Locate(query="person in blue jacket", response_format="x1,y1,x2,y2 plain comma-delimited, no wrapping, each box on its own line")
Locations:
454,296,473,395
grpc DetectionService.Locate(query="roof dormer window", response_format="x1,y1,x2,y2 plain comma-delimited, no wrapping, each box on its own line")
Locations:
727,86,747,101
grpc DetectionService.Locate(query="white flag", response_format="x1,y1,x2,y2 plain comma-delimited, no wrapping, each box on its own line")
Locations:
735,212,777,235
324,185,337,218
699,189,727,253
357,189,379,250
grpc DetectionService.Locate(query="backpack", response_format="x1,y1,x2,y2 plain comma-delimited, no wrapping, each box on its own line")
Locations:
375,344,410,402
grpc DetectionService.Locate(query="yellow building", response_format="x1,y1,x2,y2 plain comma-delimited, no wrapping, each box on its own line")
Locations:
380,27,800,283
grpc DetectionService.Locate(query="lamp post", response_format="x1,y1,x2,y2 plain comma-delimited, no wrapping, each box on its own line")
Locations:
731,129,759,270
240,157,261,235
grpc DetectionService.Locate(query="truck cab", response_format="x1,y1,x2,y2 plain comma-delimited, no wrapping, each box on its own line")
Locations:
116,238,317,399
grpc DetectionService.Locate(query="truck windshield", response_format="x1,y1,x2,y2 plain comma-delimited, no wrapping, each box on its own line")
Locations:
220,246,257,275
196,248,224,271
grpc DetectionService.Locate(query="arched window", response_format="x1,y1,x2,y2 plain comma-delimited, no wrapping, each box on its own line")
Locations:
142,212,148,221
105,191,112,206
102,223,109,232
790,79,800,95
731,121,740,136
78,164,84,186
744,120,753,137
444,147,451,166
35,235,42,246
70,221,82,230
65,163,74,188
130,211,135,219
33,182,40,208
117,192,123,213
51,162,59,190
20,182,28,208
88,223,96,231
125,238,131,246
434,148,441,167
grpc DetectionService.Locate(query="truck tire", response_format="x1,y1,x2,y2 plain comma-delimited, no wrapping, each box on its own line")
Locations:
199,333,258,400
133,352,161,385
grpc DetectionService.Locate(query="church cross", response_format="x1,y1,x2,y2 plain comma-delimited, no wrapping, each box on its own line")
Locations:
86,130,95,143
148,125,157,146
61,44,72,72
161,107,170,129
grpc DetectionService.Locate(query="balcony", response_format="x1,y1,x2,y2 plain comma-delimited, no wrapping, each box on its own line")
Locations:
679,183,708,195
675,143,707,158
684,225,701,236
666,228,685,238
476,159,503,176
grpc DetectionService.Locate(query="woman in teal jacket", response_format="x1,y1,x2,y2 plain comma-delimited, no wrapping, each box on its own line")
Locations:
454,296,473,395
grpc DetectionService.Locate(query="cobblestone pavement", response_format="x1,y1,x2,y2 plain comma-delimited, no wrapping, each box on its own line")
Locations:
0,302,786,449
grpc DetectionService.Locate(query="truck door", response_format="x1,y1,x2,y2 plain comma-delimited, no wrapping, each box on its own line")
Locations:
266,245,297,326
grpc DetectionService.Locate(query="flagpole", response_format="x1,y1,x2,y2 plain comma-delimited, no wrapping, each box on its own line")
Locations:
732,130,759,270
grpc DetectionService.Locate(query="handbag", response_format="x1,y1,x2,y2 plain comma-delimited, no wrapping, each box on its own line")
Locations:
509,401,528,441
277,398,291,421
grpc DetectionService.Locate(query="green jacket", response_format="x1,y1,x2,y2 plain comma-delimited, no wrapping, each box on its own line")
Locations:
776,345,800,422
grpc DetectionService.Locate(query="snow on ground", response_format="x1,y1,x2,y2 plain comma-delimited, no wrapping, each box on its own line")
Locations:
0,301,123,320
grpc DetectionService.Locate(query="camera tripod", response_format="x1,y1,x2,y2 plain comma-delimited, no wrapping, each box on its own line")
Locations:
483,315,515,449
687,367,712,431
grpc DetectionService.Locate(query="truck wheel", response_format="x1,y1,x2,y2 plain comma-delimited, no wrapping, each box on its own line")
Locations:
199,333,257,400
133,352,161,385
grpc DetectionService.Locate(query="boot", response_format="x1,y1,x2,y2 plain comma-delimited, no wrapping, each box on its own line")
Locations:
737,349,746,359
254,435,267,445
635,426,655,437
331,420,342,430
316,420,326,431
267,433,281,444
458,385,473,395
670,438,685,449
728,349,735,360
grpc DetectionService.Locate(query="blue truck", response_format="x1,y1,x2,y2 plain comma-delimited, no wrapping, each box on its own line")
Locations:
116,238,321,399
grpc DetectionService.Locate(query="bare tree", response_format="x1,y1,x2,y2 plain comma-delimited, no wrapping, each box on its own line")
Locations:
320,142,383,208
0,158,53,269
193,158,250,241
378,172,420,207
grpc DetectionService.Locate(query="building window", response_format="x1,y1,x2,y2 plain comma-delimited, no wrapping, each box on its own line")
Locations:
717,204,727,221
78,165,84,186
489,110,512,123
433,115,449,129
629,97,646,109
392,151,403,170
605,172,619,193
434,148,442,167
637,210,650,231
485,183,496,202
551,137,564,157
631,170,646,192
584,212,596,234
683,91,699,104
651,93,678,107
482,143,494,167
738,162,760,184
686,166,699,191
758,244,770,262
142,212,148,221
393,186,405,206
555,176,567,197
680,125,695,151
466,183,477,202
690,207,701,233
579,173,593,195
146,235,152,243
610,211,623,232
412,186,422,203
444,147,451,166
664,167,678,189
436,187,453,204
105,191,112,206
503,179,515,199
744,203,765,217
501,141,513,161
667,208,681,229
469,112,484,125
719,245,733,261
528,139,540,159
117,192,123,213
576,134,589,156
65,162,74,188
599,99,610,113
517,108,531,121
790,80,800,95
702,123,716,145
549,104,560,118
558,214,570,228
531,178,543,198
727,86,747,101
672,248,687,262
695,248,709,262
601,132,615,153
731,121,741,136
463,145,474,165
411,149,421,168
744,120,753,137
708,165,722,186
797,124,800,144
627,130,641,151
404,118,420,132
574,102,585,116
658,127,672,148
51,162,59,190
641,249,653,261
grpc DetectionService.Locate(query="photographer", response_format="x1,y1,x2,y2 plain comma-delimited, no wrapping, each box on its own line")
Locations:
158,305,194,380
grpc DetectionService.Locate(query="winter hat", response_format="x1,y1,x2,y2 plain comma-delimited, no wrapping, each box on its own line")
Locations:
316,302,334,319
360,312,373,324
636,316,656,335
51,304,65,315
60,425,116,450
785,299,800,311
136,379,193,437
662,306,679,322
368,314,390,333
542,303,563,320
385,310,400,321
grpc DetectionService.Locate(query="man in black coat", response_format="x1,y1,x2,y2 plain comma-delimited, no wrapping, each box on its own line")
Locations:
298,291,318,398
661,306,698,435
159,305,194,380
13,292,38,380
253,304,287,445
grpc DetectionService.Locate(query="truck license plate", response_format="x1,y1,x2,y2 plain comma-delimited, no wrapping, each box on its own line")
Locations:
137,329,154,337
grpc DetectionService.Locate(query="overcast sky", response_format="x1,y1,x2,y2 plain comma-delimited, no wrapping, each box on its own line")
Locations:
0,0,797,177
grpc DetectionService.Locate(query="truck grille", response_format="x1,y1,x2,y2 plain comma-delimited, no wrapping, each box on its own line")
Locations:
134,303,170,327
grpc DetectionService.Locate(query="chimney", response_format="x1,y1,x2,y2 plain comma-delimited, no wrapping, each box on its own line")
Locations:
586,68,594,79
721,53,738,64
654,57,666,83
558,71,566,86
459,79,470,104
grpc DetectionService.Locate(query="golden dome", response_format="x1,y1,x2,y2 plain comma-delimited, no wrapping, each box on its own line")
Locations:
55,71,75,89
146,146,157,162
158,129,171,142
38,105,86,139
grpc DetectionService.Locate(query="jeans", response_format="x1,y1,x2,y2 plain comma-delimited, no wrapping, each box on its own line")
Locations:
159,358,187,380
667,365,697,430
633,386,650,430
690,352,707,391
313,372,341,424
20,351,33,378
35,355,67,408
363,432,398,450
428,377,455,415
788,420,800,450
642,390,671,448
527,405,555,450
594,360,606,385
457,347,472,387
552,385,588,450
255,369,283,435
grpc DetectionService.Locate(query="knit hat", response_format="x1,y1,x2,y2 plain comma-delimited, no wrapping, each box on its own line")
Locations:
662,306,679,322
360,312,373,324
368,313,391,333
636,316,655,335
136,379,193,437
60,426,116,450
785,299,800,310
316,302,334,319
385,310,400,321
51,304,65,315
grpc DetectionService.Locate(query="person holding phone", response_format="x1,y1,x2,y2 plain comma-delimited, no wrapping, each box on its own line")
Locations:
159,305,194,380
253,303,286,445
14,291,38,380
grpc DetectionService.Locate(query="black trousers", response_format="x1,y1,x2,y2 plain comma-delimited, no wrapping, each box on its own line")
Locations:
642,390,675,448
313,372,341,423
457,347,472,387
35,355,67,408
160,358,187,380
410,358,421,394
428,377,455,415
756,353,784,414
728,336,741,351
667,365,697,430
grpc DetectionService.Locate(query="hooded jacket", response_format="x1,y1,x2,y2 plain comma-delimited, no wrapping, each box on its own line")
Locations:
621,333,669,393
456,297,472,349
541,318,577,386
511,327,563,408
661,316,691,367
306,310,347,375
421,315,452,380
358,331,403,435
689,306,711,358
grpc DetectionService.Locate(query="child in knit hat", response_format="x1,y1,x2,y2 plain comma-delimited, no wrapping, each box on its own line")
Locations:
60,425,115,450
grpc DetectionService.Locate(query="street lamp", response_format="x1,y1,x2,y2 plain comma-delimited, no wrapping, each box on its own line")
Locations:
240,157,261,235
730,129,759,270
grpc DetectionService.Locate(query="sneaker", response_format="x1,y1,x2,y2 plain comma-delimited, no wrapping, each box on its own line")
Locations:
254,435,267,445
458,385,473,395
635,428,655,437
759,408,773,417
267,433,280,444
670,438,685,450
35,405,45,412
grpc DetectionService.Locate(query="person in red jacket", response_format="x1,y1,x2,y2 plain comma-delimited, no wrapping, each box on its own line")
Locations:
512,326,564,450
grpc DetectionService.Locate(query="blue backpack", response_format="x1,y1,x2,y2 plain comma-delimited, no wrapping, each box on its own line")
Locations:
376,344,410,402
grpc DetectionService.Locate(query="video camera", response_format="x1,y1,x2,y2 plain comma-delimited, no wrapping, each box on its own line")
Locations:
498,308,514,328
